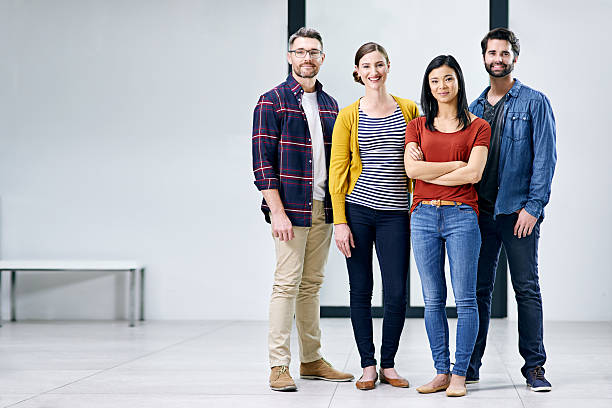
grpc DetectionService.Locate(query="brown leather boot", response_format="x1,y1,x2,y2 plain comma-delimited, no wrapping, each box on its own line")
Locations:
300,358,354,382
269,366,297,391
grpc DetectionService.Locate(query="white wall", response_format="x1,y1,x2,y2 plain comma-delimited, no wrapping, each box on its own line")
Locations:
0,0,609,321
0,0,286,320
313,0,612,321
507,0,612,320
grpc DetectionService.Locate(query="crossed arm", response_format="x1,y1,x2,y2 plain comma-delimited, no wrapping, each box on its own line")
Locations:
404,142,488,186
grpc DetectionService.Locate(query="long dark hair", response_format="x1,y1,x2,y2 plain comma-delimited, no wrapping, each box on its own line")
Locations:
420,55,470,132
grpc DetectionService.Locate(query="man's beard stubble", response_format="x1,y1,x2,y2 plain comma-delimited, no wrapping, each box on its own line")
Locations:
486,62,514,78
292,63,318,79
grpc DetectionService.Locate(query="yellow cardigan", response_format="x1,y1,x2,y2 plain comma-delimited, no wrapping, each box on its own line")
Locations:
329,96,419,224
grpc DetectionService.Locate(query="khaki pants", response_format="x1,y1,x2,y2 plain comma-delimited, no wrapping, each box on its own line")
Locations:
268,200,332,367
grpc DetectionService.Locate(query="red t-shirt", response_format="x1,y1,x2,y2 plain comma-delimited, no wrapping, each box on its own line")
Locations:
405,116,491,214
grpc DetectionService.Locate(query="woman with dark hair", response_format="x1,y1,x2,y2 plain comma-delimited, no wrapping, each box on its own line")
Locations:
404,55,490,397
329,42,419,390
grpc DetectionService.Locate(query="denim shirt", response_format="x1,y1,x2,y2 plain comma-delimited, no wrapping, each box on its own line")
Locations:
469,79,556,219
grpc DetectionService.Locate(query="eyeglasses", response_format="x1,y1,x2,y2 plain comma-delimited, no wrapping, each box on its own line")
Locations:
288,49,322,59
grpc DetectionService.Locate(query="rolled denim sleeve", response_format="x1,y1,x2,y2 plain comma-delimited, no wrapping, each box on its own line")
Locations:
252,93,280,191
525,95,557,218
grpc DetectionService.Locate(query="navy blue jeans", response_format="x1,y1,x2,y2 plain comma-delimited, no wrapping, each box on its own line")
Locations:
410,203,480,377
468,213,546,379
345,202,409,369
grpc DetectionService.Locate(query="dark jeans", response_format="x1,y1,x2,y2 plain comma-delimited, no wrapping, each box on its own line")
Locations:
468,212,546,379
345,202,409,369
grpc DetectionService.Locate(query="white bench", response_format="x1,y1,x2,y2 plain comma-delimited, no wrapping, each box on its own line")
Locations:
0,261,145,327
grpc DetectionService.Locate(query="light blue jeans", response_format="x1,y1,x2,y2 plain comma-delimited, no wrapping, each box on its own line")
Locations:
410,202,480,376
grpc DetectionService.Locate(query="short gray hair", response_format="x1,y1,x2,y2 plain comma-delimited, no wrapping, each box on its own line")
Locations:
288,27,323,51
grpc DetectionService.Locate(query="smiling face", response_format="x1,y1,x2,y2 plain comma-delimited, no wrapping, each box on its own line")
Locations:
484,39,517,78
287,36,325,79
428,65,459,104
355,51,389,89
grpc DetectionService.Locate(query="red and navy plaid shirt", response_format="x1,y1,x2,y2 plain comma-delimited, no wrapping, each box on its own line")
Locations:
252,74,338,227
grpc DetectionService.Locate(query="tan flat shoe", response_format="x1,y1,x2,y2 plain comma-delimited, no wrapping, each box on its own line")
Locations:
356,373,378,391
416,382,450,394
446,386,467,397
379,369,409,388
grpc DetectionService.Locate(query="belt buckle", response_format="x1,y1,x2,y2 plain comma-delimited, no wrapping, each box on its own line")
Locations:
431,199,441,207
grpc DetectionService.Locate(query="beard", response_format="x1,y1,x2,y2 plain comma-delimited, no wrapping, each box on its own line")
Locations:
485,61,514,78
292,63,319,78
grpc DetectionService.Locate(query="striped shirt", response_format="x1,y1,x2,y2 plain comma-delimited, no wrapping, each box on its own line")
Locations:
346,105,409,210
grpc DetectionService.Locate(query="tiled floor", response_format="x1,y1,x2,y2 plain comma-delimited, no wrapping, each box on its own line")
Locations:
0,319,610,407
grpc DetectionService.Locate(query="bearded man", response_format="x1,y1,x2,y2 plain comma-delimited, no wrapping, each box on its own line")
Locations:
467,28,557,392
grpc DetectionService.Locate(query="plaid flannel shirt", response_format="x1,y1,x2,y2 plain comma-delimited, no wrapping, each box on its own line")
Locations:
252,74,338,227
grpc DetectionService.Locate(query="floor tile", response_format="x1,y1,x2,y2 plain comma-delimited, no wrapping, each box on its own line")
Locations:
329,395,524,408
0,395,34,408
522,398,612,408
0,319,609,408
49,369,339,396
0,370,97,394
8,394,332,408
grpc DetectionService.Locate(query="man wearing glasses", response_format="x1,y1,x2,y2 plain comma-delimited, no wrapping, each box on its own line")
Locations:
252,27,354,391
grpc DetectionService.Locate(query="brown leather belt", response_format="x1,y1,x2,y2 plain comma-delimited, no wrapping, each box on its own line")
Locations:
421,200,463,207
